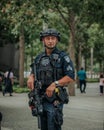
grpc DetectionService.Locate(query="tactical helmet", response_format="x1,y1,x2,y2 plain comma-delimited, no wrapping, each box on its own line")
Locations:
40,28,60,41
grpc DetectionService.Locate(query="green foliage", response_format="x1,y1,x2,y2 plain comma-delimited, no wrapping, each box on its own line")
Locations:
87,24,104,63
86,78,99,83
0,0,104,77
13,85,30,93
84,0,104,27
94,30,104,62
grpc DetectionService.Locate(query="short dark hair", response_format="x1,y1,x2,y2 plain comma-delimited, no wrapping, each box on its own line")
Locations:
100,73,104,78
9,68,12,72
81,67,84,70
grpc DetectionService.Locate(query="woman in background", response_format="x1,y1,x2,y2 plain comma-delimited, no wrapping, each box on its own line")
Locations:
99,73,104,96
3,68,14,96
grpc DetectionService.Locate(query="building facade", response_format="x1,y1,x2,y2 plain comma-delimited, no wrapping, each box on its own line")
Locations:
0,44,19,77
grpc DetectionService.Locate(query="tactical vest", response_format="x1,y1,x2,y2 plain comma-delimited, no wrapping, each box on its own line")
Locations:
34,50,65,88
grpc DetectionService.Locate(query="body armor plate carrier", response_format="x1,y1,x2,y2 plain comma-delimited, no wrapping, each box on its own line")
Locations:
34,50,64,89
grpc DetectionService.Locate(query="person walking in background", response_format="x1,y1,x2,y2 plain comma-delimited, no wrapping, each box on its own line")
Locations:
99,73,104,96
77,67,87,93
3,68,14,96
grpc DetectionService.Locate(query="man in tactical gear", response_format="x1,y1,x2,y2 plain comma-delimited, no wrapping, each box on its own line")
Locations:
27,28,75,130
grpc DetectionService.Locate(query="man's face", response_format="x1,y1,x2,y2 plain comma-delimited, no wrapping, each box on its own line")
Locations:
42,35,58,49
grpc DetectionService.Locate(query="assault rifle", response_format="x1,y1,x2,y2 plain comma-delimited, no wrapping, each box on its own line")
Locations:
28,81,43,129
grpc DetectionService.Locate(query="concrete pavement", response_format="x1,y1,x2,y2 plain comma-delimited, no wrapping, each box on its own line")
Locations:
0,83,104,130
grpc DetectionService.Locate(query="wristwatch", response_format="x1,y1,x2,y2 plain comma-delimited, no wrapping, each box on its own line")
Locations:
54,81,59,86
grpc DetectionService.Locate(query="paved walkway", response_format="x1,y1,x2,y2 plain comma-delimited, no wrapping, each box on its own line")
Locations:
0,83,104,130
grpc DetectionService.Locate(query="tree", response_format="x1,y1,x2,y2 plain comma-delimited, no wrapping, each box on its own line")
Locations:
94,29,104,72
50,0,86,95
84,0,104,28
1,0,104,88
1,0,44,86
0,1,17,46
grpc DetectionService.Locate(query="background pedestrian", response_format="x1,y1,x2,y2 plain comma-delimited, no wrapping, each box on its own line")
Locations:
99,73,104,96
77,67,87,93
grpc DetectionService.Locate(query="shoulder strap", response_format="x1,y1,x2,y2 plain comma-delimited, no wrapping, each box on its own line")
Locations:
7,71,11,79
32,52,46,79
35,52,45,64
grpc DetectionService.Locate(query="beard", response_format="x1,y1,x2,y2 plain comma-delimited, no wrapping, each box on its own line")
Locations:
44,44,55,49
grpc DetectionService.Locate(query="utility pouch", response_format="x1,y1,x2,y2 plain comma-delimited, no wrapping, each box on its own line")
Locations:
44,87,69,104
54,107,63,126
57,87,69,104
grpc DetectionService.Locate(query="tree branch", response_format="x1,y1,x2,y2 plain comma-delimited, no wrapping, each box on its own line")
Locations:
54,1,70,27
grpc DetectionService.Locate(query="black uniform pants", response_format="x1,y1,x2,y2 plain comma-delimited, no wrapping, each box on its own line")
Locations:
40,101,63,130
99,85,103,94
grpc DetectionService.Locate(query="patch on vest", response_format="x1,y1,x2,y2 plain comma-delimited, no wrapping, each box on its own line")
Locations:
52,54,59,60
41,57,50,66
67,65,73,71
64,56,70,63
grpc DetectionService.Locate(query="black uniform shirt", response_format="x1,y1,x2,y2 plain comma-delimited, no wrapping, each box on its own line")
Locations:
32,48,75,82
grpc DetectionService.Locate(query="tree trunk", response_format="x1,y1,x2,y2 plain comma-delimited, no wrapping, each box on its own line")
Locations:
68,11,76,96
76,44,82,88
19,27,25,87
90,47,93,78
